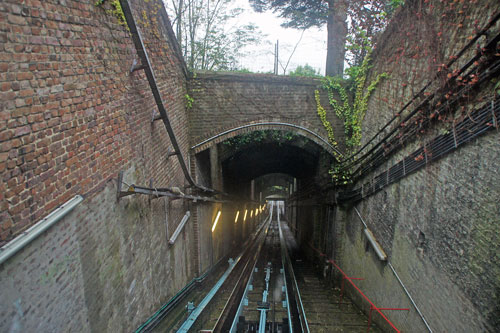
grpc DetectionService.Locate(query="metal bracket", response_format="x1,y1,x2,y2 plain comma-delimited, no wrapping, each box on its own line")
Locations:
116,171,221,202
130,58,146,73
186,302,195,314
167,149,178,158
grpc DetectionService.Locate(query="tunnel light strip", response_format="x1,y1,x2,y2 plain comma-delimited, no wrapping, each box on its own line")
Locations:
243,210,248,221
234,211,240,223
211,211,221,232
250,210,254,218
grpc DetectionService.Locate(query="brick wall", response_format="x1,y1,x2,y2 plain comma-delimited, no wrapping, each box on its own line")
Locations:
336,1,499,331
188,72,345,153
0,0,207,330
288,1,499,331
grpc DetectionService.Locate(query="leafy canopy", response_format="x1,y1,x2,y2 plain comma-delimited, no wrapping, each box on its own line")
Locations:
249,0,328,29
288,64,321,77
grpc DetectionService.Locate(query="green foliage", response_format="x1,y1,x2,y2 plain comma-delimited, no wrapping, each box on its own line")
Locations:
315,90,339,154
249,0,329,29
316,50,387,184
166,1,264,71
223,130,297,150
185,94,194,109
288,64,322,78
324,50,387,150
95,0,127,27
386,0,405,16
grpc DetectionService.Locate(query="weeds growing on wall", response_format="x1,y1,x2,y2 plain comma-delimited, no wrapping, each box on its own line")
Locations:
95,0,127,27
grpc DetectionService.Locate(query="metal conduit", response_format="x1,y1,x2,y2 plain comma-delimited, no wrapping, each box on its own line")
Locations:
342,12,500,165
119,0,215,194
353,207,433,333
348,46,500,182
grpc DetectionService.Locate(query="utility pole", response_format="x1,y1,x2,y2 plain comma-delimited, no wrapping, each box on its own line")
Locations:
274,40,279,75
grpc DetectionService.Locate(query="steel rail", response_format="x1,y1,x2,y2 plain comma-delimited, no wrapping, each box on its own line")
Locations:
228,238,264,332
278,218,310,333
176,213,270,332
212,216,273,332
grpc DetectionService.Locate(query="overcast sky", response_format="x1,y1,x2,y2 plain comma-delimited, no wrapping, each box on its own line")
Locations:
163,0,328,74
228,0,327,74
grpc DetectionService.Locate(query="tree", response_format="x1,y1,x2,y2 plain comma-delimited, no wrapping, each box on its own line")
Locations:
345,0,402,66
249,1,402,74
288,64,321,77
166,0,263,71
249,0,347,77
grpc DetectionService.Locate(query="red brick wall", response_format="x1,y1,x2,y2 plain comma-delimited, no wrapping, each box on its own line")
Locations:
0,0,202,330
0,0,189,246
188,72,345,153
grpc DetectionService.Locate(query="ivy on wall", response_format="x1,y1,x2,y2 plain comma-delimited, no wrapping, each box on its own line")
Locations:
316,50,387,184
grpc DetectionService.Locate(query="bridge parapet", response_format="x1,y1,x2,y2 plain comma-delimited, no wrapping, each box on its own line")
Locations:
188,72,345,154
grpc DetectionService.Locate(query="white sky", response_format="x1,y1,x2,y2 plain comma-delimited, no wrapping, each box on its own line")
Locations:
228,0,327,74
163,0,328,75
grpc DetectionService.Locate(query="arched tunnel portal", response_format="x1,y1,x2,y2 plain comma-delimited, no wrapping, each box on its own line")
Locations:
193,129,335,201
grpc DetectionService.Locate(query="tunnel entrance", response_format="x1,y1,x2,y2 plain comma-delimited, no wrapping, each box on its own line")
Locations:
194,129,336,200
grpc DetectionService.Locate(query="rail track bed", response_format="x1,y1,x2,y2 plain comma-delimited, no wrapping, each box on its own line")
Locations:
280,221,382,333
148,207,380,332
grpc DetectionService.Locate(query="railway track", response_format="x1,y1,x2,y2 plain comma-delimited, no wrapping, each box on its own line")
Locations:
150,203,380,332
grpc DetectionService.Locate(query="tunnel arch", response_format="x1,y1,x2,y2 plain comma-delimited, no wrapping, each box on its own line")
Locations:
190,121,343,157
192,127,337,199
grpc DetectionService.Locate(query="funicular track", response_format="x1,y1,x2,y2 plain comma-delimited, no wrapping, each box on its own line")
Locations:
149,207,381,333
164,206,306,333
192,212,302,333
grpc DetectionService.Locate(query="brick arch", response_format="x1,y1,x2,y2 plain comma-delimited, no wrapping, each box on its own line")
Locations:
190,120,343,157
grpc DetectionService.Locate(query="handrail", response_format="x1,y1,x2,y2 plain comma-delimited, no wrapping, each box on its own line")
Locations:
0,195,83,265
354,207,433,332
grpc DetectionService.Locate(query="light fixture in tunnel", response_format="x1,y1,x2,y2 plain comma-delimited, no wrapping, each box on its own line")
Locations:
255,209,259,216
250,210,253,218
243,209,248,221
211,210,221,232
234,211,240,223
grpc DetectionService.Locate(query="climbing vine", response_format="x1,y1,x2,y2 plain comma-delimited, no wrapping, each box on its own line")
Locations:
314,90,337,148
95,0,127,27
316,49,387,184
184,94,194,109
